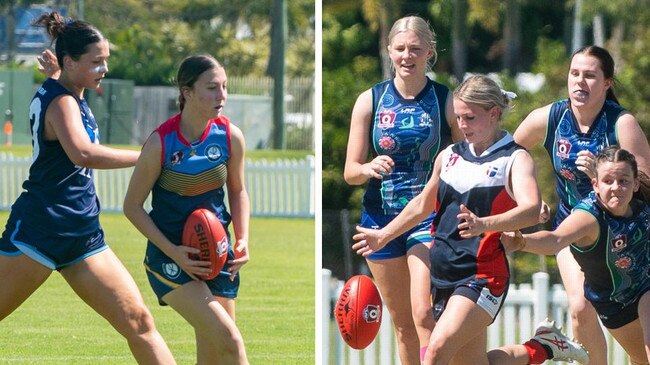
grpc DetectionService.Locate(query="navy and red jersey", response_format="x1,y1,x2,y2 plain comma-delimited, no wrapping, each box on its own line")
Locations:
543,99,624,226
8,78,100,237
148,114,232,248
572,192,650,308
430,132,524,291
362,77,451,215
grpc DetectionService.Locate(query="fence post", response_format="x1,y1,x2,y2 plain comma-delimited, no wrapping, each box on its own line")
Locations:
323,269,332,365
532,272,549,325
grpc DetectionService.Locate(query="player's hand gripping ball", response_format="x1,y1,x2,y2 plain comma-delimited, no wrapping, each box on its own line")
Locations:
182,208,229,280
334,275,382,349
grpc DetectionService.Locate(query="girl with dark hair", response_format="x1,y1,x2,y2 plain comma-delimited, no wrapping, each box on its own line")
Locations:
514,45,650,364
503,146,650,365
123,54,250,364
0,12,176,364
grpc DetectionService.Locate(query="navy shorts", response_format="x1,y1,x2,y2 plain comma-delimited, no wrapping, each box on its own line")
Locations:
592,291,648,329
0,218,108,270
431,277,509,323
144,238,240,306
361,210,435,260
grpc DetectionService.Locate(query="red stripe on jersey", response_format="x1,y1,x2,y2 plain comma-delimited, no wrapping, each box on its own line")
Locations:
475,188,517,295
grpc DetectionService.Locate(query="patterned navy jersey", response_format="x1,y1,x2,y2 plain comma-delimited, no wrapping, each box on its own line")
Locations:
543,99,624,226
572,192,650,307
149,114,231,247
9,78,100,237
362,78,451,215
431,132,524,290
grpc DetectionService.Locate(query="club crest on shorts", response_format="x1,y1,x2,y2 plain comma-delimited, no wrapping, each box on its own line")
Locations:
162,262,181,279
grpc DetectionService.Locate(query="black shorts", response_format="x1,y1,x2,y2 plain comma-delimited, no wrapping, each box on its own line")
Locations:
592,295,643,329
431,277,509,324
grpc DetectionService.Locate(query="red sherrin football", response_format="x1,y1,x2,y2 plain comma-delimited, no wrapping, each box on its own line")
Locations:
182,208,229,280
334,275,382,349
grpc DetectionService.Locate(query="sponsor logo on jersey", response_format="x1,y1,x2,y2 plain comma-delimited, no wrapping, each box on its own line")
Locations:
399,107,417,114
576,140,591,146
378,111,396,129
486,165,499,178
611,234,627,252
556,138,572,159
162,262,181,279
615,255,632,270
378,135,396,152
206,144,222,162
398,116,415,129
170,150,184,166
363,304,381,323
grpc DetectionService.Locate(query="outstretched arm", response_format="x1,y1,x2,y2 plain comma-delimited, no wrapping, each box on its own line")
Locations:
504,210,599,255
352,153,442,256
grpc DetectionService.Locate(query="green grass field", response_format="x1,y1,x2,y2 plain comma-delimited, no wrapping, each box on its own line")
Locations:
0,212,315,364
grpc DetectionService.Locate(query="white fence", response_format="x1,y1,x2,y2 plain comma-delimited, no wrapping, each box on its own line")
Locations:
322,269,629,365
0,153,315,218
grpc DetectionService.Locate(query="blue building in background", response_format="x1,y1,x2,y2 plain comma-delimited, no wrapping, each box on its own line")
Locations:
0,5,67,62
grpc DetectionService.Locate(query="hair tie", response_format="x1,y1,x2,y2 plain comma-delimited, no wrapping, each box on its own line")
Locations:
64,18,74,27
501,89,517,100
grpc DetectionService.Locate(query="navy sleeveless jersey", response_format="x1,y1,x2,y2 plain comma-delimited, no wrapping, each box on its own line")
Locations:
431,132,524,290
148,114,231,248
9,78,100,237
572,192,650,307
362,78,451,215
543,99,624,225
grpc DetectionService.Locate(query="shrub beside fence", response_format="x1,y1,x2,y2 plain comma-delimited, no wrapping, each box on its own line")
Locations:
0,153,314,218
322,269,629,365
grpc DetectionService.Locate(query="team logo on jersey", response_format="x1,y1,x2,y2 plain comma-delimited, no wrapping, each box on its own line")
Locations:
615,255,632,270
559,168,576,181
378,135,396,152
170,151,184,166
378,111,396,129
445,153,460,170
556,138,572,159
419,113,433,127
206,144,222,162
486,165,499,178
162,262,181,279
611,234,627,252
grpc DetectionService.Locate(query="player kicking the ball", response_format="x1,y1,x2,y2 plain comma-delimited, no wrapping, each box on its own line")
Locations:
354,75,588,364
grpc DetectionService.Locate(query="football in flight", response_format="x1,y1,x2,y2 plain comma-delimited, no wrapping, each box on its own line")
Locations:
182,208,229,280
334,274,383,349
